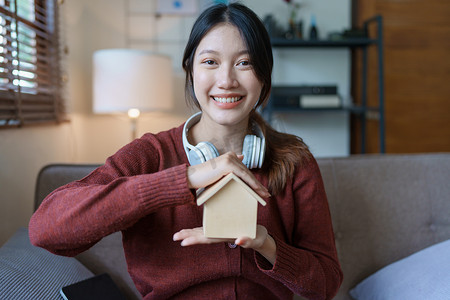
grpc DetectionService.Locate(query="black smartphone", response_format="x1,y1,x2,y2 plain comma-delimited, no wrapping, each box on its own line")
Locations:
60,273,126,300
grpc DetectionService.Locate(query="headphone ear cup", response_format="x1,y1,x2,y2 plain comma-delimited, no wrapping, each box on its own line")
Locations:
188,142,219,166
188,146,207,166
252,136,261,169
196,141,219,162
258,136,265,168
242,135,255,168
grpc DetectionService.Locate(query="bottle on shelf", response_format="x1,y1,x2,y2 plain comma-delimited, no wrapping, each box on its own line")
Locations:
309,14,318,40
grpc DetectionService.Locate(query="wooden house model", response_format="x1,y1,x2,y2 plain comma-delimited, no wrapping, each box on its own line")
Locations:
197,173,267,239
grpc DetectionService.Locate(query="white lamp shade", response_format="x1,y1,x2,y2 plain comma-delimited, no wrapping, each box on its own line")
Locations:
93,49,173,114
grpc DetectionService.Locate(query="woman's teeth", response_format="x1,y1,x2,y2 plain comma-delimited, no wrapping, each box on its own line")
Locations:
213,96,242,103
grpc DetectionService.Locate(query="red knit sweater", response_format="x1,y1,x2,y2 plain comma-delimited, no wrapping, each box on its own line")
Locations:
29,124,342,300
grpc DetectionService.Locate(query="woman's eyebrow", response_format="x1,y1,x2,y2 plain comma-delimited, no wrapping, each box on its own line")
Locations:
197,49,219,56
197,49,249,56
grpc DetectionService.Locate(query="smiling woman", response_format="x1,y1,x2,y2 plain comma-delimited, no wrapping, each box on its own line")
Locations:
29,3,343,300
0,0,64,128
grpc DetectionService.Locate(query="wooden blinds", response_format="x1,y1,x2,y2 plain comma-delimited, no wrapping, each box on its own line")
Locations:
0,0,63,128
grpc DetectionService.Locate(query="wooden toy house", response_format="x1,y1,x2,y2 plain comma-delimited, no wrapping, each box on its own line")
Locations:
197,173,267,239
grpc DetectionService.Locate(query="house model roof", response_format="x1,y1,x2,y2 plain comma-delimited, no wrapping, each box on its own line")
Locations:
197,172,267,207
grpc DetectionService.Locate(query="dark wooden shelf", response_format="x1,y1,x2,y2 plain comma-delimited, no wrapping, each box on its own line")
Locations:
270,38,376,48
266,105,380,114
268,106,348,113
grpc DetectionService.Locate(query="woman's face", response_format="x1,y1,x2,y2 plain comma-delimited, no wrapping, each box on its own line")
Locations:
192,23,263,127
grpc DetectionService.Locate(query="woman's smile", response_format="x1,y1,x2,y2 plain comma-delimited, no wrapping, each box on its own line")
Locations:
212,96,242,103
211,94,244,109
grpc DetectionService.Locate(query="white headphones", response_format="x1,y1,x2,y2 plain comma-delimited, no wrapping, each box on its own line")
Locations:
182,112,265,169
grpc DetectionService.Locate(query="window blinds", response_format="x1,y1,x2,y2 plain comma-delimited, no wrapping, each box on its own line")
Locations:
0,0,64,128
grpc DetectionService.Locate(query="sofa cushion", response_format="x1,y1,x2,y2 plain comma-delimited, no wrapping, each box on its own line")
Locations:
0,228,93,300
350,238,450,300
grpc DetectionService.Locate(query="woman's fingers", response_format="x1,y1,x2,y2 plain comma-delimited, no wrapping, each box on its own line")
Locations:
235,225,268,250
220,152,270,198
187,152,270,198
173,225,271,253
173,227,230,246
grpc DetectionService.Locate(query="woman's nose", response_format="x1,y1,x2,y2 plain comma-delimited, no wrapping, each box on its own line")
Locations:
216,66,239,89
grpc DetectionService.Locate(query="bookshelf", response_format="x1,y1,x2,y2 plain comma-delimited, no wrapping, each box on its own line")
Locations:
264,16,385,153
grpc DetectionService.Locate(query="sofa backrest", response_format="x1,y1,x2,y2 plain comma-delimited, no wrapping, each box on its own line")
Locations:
34,154,450,300
34,164,101,210
317,153,450,300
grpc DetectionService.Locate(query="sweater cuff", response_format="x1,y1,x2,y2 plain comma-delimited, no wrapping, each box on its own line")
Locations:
137,164,195,210
255,234,299,280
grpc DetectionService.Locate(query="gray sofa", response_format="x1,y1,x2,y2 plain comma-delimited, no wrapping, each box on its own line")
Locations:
1,153,449,299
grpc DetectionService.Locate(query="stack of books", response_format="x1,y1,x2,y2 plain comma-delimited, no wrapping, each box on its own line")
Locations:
271,85,341,109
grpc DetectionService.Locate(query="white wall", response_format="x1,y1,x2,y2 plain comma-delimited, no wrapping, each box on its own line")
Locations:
0,0,350,245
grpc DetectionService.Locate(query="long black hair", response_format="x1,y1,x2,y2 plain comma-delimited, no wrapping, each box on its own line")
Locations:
182,3,311,194
182,3,273,110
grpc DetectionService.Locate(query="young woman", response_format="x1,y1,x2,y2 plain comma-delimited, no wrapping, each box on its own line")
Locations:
29,3,342,300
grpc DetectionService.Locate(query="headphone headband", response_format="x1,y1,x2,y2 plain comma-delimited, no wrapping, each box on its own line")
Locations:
182,112,266,168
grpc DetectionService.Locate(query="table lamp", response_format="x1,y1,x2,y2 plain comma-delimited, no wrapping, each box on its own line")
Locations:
93,49,173,140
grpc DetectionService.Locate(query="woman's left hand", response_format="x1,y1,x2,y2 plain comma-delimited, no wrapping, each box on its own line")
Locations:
173,225,276,265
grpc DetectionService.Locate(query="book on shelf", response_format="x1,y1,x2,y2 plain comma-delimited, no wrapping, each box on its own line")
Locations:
270,85,342,109
300,94,341,108
271,85,338,96
271,94,342,109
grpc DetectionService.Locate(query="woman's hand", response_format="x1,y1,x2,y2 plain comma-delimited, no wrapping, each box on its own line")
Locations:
187,152,270,199
173,225,276,265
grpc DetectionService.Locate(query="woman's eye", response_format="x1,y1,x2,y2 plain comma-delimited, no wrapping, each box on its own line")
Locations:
238,60,250,66
204,60,215,65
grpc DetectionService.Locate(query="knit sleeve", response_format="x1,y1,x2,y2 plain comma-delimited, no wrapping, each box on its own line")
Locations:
29,134,195,257
254,158,343,300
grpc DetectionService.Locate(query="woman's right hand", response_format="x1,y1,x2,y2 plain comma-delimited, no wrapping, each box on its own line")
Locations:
187,152,270,199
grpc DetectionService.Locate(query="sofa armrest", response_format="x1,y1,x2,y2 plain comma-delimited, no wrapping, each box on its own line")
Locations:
32,163,142,299
0,228,93,299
